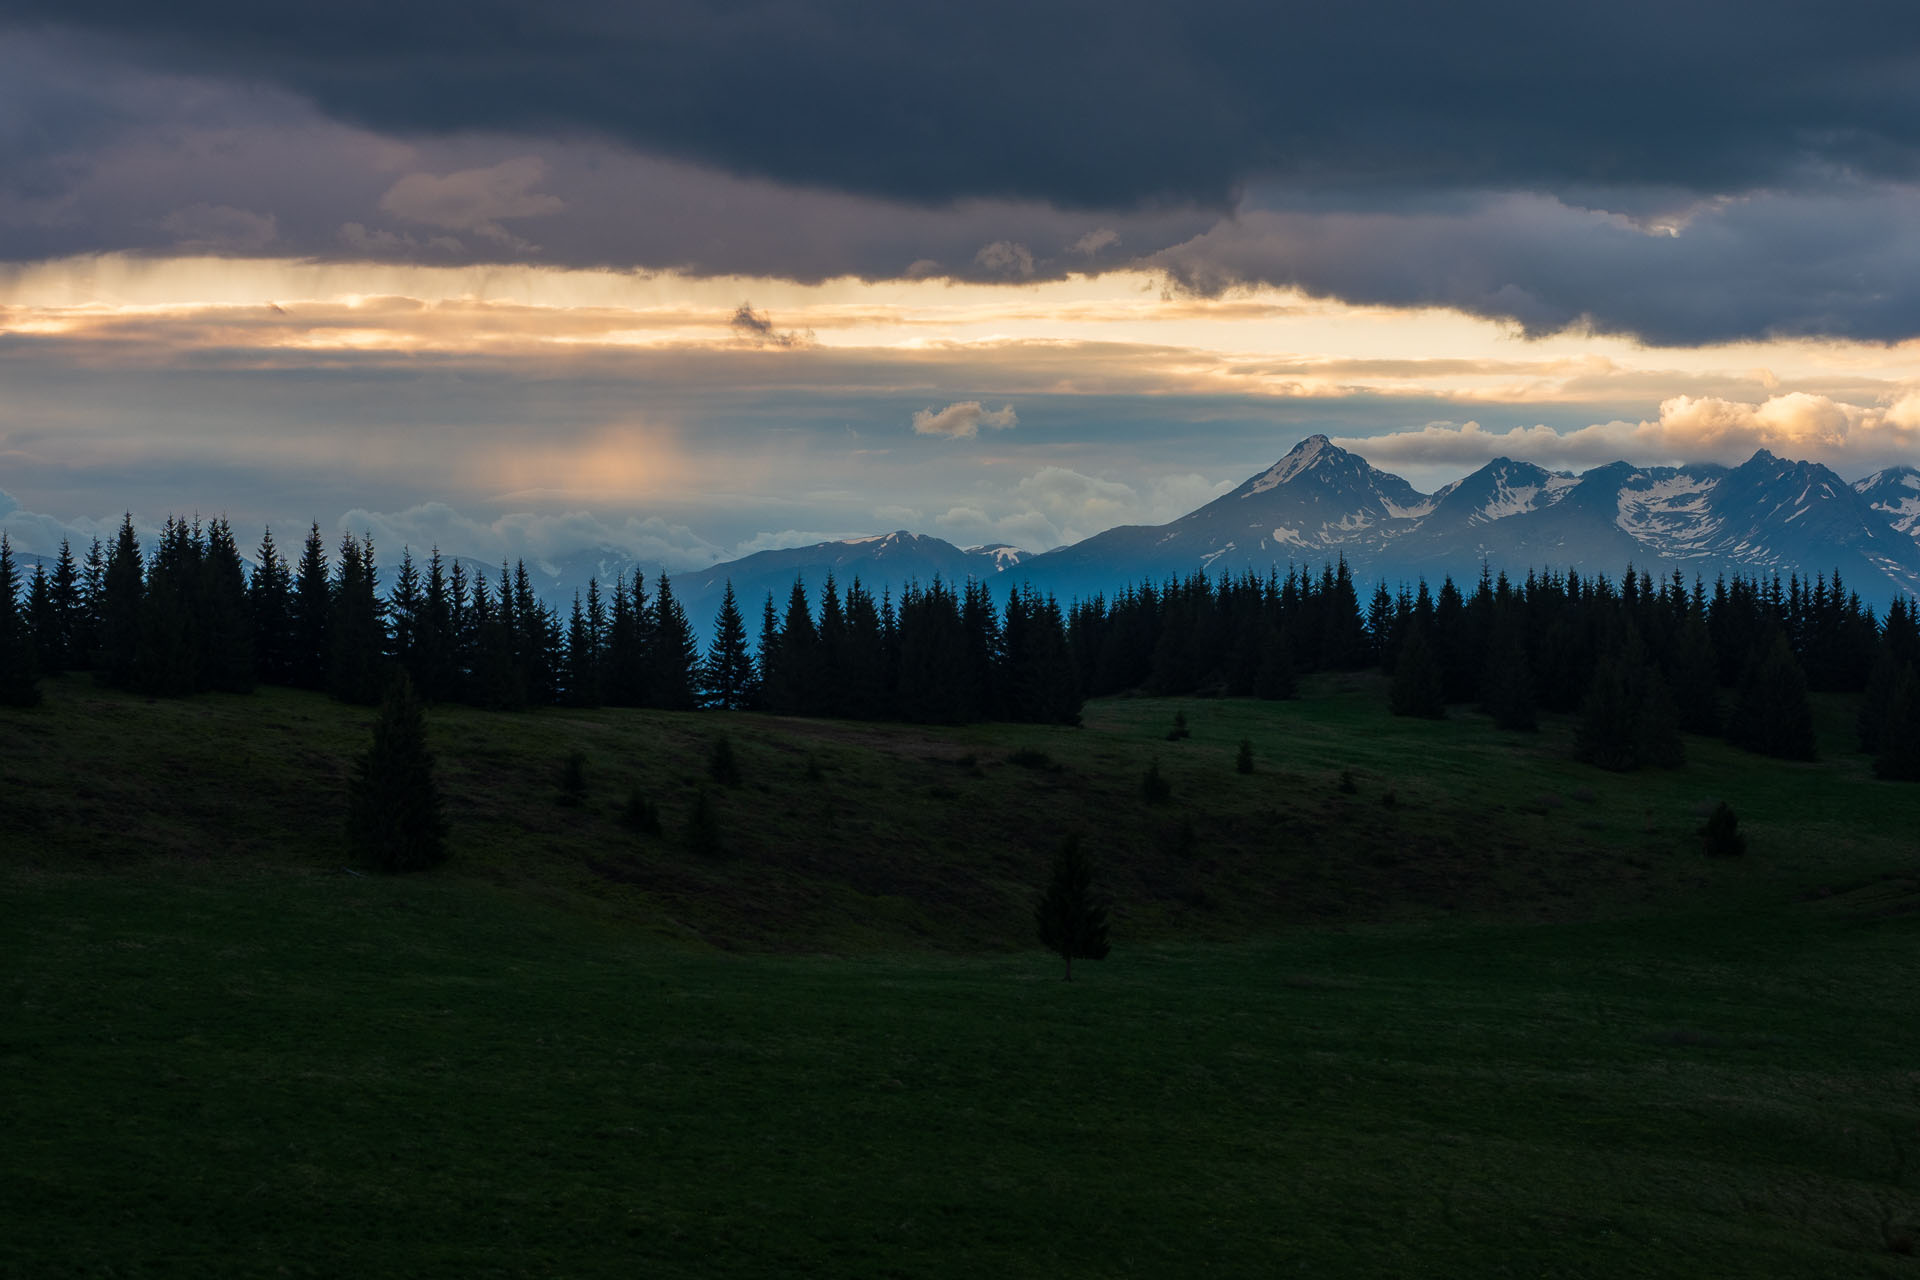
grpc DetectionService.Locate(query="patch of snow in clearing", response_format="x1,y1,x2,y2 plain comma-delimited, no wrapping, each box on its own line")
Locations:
1381,497,1435,519
1271,526,1307,547
1200,543,1236,569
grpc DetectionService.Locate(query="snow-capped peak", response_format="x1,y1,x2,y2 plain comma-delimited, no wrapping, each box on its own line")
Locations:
1246,434,1339,494
964,543,1030,570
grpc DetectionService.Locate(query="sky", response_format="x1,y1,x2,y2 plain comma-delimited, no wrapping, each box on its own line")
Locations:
3,2,1920,570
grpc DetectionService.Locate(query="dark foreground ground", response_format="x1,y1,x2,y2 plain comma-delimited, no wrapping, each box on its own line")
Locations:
3,675,1916,1275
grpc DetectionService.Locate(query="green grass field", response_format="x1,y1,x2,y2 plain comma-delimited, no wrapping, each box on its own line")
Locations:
4,675,1917,1275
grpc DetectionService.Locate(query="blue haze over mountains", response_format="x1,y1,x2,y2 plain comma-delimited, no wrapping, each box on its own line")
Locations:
30,438,1907,630
514,437,1920,635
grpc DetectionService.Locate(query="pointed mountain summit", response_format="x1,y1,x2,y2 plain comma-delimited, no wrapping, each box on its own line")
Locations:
673,530,1023,632
1032,435,1434,589
1421,457,1578,531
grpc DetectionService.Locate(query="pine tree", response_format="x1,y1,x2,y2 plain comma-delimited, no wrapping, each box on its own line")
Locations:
557,751,589,806
0,535,42,706
686,788,721,856
1481,616,1537,732
1034,835,1111,981
701,583,756,710
1668,611,1720,735
707,734,742,787
1253,625,1297,700
49,540,82,671
387,547,424,682
419,549,456,702
250,528,295,686
1699,801,1747,857
201,517,254,692
134,517,201,696
97,515,143,688
561,593,598,707
27,563,59,674
1389,622,1445,718
291,523,331,689
1576,638,1683,771
649,573,699,711
1872,666,1920,781
1726,632,1816,761
347,673,448,872
754,591,782,711
75,537,105,671
328,534,386,704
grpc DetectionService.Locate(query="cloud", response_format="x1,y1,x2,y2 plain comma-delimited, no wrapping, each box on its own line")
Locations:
911,401,1019,439
1154,185,1920,345
340,502,727,572
726,529,868,557
22,0,1920,215
1070,228,1120,256
378,157,563,246
934,465,1181,549
160,203,277,250
974,241,1036,279
1336,392,1920,478
0,488,17,519
728,302,812,348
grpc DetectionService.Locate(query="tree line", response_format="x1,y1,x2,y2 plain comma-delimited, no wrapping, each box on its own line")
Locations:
1062,557,1920,777
4,522,1916,776
0,519,1083,726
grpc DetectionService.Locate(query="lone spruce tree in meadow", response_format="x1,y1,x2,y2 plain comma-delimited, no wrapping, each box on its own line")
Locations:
1035,835,1111,981
347,672,448,873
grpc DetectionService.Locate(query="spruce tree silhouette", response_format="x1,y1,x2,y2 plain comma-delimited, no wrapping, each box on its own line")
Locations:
1035,835,1111,981
347,673,448,873
0,535,42,706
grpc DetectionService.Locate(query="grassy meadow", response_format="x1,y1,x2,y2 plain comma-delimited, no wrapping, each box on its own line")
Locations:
3,673,1917,1275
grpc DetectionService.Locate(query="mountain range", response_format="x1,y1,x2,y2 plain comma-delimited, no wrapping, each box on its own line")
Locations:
644,436,1920,629
13,438,1920,629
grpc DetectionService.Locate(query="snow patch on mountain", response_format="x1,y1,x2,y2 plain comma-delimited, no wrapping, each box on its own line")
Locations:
964,543,1030,570
1615,473,1719,552
1380,496,1435,519
1853,466,1920,535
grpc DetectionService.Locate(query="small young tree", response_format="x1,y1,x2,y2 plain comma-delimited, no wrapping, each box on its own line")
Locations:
347,673,448,872
686,788,721,855
1235,738,1255,774
1699,801,1747,857
707,734,742,787
620,785,661,834
1035,836,1111,981
557,751,589,806
1166,710,1191,741
1141,760,1171,804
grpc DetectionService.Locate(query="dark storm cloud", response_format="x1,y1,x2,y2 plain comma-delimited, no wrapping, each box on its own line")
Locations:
11,0,1920,207
1157,184,1920,346
8,9,1920,343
